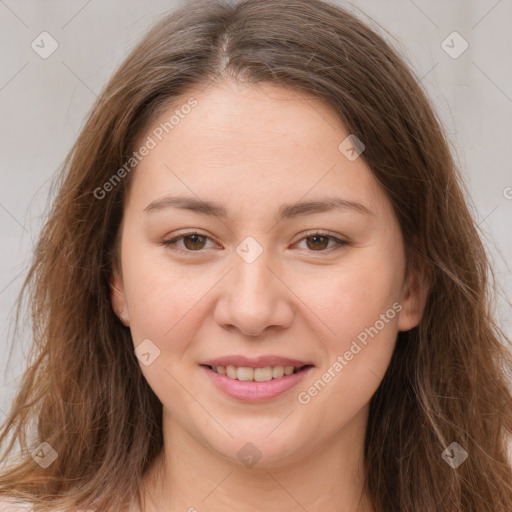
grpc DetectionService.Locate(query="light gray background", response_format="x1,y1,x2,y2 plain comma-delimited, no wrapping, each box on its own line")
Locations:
1,0,511,418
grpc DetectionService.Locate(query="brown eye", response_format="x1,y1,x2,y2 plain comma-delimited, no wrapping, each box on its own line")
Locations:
296,231,348,253
305,235,330,251
162,232,214,252
162,231,347,255
182,234,207,250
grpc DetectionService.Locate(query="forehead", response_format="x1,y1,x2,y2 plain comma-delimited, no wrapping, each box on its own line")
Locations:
128,80,385,215
136,80,346,162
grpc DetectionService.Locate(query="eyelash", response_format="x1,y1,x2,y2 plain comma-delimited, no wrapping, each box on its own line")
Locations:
161,230,348,255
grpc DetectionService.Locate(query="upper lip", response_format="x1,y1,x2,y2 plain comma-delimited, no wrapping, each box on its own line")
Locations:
200,355,314,368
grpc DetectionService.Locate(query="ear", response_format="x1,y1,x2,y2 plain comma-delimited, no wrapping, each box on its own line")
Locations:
397,255,430,332
110,261,130,326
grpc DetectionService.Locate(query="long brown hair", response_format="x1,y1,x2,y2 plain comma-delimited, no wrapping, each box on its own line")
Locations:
1,0,511,510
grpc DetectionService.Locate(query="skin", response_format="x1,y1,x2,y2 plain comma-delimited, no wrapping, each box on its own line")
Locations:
111,80,428,512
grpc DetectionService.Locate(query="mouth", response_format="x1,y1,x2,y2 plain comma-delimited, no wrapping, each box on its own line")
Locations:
199,358,315,402
202,364,313,381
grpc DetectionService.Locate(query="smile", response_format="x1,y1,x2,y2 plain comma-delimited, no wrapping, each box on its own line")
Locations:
207,364,306,381
200,364,314,402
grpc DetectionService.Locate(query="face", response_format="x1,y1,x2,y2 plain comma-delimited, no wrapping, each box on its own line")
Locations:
111,80,427,468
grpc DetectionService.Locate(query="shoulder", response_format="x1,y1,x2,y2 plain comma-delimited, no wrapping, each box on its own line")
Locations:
0,499,34,511
0,498,139,512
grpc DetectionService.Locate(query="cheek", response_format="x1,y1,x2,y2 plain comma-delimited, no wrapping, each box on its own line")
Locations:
304,255,403,343
120,235,208,354
127,276,207,347
296,254,402,391
294,255,403,426
122,232,404,346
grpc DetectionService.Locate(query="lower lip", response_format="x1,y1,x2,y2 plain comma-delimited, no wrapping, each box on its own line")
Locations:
201,365,314,403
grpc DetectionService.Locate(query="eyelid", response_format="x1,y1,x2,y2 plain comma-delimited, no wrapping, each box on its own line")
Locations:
296,229,348,243
162,230,219,252
161,229,348,254
292,229,348,253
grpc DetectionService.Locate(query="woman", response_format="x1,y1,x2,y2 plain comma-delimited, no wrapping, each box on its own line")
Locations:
0,0,511,511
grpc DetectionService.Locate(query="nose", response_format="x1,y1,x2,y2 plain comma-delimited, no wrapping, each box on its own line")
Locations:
213,242,294,337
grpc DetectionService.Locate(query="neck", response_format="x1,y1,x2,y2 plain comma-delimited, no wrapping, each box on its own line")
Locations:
138,405,374,512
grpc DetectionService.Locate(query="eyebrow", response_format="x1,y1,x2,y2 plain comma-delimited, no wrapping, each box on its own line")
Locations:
143,195,374,219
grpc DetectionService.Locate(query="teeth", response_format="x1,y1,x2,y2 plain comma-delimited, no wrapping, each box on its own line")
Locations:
237,367,254,381
272,366,285,378
211,364,301,381
254,367,273,382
